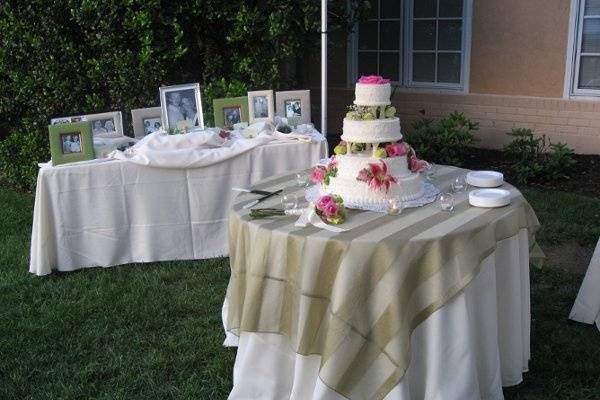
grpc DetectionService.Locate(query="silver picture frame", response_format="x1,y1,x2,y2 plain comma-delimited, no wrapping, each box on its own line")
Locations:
159,83,204,130
51,111,124,138
131,107,163,138
275,90,311,124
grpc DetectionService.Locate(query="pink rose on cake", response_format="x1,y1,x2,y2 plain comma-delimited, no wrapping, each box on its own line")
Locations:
385,142,408,157
314,194,346,225
316,194,334,210
310,166,326,184
310,157,339,186
408,154,430,173
358,75,390,84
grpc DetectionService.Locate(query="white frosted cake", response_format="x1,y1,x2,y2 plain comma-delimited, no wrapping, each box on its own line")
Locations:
314,75,426,207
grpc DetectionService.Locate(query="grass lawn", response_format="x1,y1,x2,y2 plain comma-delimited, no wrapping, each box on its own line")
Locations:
1,186,599,399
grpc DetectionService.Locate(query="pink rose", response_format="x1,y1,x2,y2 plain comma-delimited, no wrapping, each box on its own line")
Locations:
310,167,326,183
409,155,430,173
358,75,390,84
316,194,334,210
385,143,408,157
324,202,339,217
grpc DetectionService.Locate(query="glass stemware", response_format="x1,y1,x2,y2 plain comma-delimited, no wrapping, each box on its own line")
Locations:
281,192,298,211
451,175,467,193
387,197,404,215
295,172,309,188
439,192,455,212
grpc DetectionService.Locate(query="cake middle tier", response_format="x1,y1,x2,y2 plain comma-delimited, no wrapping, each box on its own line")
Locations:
342,117,403,143
334,152,411,180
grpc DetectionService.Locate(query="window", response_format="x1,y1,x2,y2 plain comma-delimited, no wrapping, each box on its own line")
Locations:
570,0,600,95
349,0,471,91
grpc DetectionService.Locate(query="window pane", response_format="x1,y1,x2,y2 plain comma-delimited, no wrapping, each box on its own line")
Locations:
438,53,461,83
414,0,437,18
413,53,436,82
380,21,401,50
438,20,462,50
439,0,463,17
582,18,600,53
380,52,400,80
359,21,378,50
358,52,378,76
413,21,436,50
585,0,600,16
367,0,379,19
579,56,600,89
381,0,401,18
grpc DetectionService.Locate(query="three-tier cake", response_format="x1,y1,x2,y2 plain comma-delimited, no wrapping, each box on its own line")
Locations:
313,75,427,207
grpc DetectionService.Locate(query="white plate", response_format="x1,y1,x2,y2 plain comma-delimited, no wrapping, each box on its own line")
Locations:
466,170,504,188
469,189,511,208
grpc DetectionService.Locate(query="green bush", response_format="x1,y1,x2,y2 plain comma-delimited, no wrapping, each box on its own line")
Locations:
503,128,576,184
0,129,50,191
406,112,479,166
0,1,367,190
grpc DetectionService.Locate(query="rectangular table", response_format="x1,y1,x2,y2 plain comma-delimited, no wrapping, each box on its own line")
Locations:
30,140,327,275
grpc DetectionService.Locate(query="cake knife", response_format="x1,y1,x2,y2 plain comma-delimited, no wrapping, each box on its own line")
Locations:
242,189,283,209
232,187,274,196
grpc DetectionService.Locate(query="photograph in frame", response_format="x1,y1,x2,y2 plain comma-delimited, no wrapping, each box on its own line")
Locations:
131,107,163,138
159,83,204,131
48,121,95,166
275,90,311,124
51,112,123,137
247,90,274,123
213,96,249,130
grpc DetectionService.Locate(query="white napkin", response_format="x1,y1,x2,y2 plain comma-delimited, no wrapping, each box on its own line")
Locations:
294,207,348,233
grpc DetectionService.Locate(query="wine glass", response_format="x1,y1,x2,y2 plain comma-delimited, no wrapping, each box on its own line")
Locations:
451,175,467,193
387,197,404,215
295,172,309,188
439,192,455,212
281,193,298,211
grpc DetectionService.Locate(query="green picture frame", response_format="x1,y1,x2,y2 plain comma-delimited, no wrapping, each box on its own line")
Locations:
213,96,249,130
48,121,95,166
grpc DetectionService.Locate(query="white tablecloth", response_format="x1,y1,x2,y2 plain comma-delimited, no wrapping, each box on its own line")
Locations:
223,229,531,400
30,140,327,275
570,238,600,331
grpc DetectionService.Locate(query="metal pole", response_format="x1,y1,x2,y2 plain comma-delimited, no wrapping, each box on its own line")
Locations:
321,0,328,137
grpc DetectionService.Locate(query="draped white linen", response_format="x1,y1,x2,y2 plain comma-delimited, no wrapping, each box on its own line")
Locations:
570,238,600,331
223,229,531,400
30,139,327,275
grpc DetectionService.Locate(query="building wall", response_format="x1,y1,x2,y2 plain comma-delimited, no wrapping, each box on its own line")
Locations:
469,0,571,97
318,88,600,154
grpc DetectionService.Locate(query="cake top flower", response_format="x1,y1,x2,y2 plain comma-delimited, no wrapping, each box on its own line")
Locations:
357,75,390,85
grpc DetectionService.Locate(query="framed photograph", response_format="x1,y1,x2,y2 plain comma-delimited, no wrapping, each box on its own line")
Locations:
213,96,249,130
48,121,95,166
275,90,311,124
247,90,274,123
131,107,163,138
159,83,204,131
51,111,124,137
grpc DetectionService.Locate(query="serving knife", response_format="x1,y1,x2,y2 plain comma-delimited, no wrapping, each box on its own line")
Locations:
242,189,283,209
232,187,274,196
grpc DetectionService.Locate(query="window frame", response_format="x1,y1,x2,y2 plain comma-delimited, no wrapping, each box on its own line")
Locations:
347,0,472,92
568,0,600,97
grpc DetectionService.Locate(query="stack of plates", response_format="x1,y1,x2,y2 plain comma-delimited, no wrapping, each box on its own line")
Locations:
466,170,510,208
466,170,504,188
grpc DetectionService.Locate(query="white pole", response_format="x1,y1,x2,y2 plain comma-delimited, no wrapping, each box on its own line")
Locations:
321,0,328,137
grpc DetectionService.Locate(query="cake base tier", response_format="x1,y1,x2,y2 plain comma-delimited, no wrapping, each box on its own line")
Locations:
326,172,424,204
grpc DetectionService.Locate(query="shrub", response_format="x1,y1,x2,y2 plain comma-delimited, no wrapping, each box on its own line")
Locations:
0,1,368,190
503,128,576,184
406,112,479,166
0,128,50,191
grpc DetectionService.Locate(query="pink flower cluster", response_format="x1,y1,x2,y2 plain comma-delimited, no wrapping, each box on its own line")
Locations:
408,154,430,173
356,160,398,193
310,158,338,185
315,194,339,218
385,142,408,157
358,75,390,84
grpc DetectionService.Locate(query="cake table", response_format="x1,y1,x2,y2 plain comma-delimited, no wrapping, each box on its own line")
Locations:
223,166,543,400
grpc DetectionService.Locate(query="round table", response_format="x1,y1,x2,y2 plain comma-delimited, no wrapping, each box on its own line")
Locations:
223,166,543,400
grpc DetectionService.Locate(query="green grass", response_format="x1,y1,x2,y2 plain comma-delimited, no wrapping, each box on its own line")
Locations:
1,187,599,399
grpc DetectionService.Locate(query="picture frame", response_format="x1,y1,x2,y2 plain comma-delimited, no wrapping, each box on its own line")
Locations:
213,96,249,130
275,90,311,124
247,90,275,123
48,121,95,166
50,111,124,138
131,107,163,138
159,83,204,131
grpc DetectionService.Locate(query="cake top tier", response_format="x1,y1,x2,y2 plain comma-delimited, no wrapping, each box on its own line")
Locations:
354,75,391,106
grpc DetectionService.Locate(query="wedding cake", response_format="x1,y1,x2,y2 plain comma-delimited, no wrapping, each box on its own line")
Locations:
311,76,428,207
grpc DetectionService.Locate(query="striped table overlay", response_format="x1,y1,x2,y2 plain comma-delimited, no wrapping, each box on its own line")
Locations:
225,166,543,400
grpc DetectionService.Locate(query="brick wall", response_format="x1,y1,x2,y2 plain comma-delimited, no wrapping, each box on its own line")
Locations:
314,88,600,154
